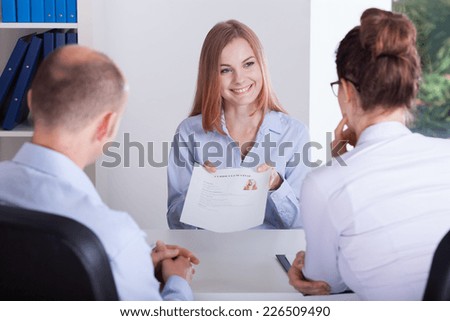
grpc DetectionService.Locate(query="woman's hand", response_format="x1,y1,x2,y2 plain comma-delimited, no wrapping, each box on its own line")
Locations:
257,164,282,190
331,116,357,157
203,160,217,173
204,161,283,190
288,251,331,295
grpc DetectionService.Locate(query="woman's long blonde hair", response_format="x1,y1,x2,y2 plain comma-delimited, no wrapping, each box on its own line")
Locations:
190,20,285,134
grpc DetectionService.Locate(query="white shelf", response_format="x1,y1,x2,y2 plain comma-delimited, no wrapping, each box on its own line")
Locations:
0,122,33,137
0,23,78,29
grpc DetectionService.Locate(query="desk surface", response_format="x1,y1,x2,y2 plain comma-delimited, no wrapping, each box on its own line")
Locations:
145,229,358,301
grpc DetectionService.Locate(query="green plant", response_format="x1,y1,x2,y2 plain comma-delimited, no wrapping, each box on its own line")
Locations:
393,0,450,138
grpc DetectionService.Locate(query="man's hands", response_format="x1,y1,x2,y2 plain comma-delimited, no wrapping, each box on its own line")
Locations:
151,240,199,284
162,256,195,283
288,251,331,295
151,240,200,266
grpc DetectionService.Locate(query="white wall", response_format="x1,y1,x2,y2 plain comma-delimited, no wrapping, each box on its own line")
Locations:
90,0,392,230
309,0,391,164
91,0,310,229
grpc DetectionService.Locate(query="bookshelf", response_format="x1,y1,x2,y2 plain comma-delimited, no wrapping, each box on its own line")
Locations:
0,22,77,29
0,0,93,173
0,119,32,137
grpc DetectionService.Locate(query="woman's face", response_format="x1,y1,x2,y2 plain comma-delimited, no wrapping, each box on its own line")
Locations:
219,37,263,109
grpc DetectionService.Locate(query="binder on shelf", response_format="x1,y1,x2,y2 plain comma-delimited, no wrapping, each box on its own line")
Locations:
55,0,66,22
44,0,55,22
65,29,77,45
1,0,17,22
66,0,77,23
31,0,45,22
0,35,32,122
17,0,31,22
42,30,54,59
2,35,43,130
41,29,75,59
54,30,65,49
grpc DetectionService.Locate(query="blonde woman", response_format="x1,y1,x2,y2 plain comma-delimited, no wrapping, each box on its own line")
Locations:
167,20,310,229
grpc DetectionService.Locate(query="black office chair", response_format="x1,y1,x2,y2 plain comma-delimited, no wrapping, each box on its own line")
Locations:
0,204,118,300
423,230,450,301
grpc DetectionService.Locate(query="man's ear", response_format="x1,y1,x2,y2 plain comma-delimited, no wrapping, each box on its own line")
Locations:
95,111,118,142
27,90,33,112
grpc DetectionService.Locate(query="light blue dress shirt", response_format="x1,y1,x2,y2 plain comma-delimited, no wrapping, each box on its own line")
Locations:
167,111,311,229
0,143,193,301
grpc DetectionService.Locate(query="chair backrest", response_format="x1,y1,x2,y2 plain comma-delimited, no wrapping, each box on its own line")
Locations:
0,204,118,300
423,230,450,301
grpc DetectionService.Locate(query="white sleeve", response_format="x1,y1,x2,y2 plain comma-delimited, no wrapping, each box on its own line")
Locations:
301,174,349,293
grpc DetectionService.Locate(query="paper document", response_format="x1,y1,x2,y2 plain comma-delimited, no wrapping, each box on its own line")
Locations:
181,166,271,232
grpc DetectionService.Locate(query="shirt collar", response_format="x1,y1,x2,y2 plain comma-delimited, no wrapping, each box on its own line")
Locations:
357,121,412,147
260,110,283,135
13,142,99,199
220,110,284,136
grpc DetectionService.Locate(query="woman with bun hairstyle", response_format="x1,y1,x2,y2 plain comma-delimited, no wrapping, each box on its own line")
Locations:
167,20,310,229
288,8,450,300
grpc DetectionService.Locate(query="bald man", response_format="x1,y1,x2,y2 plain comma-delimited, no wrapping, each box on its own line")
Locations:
0,45,197,300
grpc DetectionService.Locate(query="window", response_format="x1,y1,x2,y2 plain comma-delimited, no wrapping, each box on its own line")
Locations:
393,0,450,138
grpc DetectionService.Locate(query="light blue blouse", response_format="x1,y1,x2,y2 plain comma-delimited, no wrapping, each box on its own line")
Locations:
167,111,311,229
0,143,193,300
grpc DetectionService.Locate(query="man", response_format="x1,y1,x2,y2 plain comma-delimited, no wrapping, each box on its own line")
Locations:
0,45,198,300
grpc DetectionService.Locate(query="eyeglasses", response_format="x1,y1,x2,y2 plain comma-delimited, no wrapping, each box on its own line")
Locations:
330,78,360,97
330,80,340,97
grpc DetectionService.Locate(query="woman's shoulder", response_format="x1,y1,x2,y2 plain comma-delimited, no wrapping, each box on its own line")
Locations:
176,114,204,134
268,110,309,133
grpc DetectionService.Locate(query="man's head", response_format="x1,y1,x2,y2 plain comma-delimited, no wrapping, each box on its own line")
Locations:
28,45,128,168
29,45,127,131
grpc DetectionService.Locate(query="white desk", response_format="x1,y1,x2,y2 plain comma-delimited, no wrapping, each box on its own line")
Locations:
145,229,358,301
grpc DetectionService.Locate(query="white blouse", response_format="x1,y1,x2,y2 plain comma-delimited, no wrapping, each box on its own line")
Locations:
301,121,450,300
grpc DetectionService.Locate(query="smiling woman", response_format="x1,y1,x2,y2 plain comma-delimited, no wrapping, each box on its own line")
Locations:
167,20,311,230
90,0,310,229
219,38,264,121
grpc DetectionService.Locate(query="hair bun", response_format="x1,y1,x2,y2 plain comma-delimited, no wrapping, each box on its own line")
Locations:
360,8,417,60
